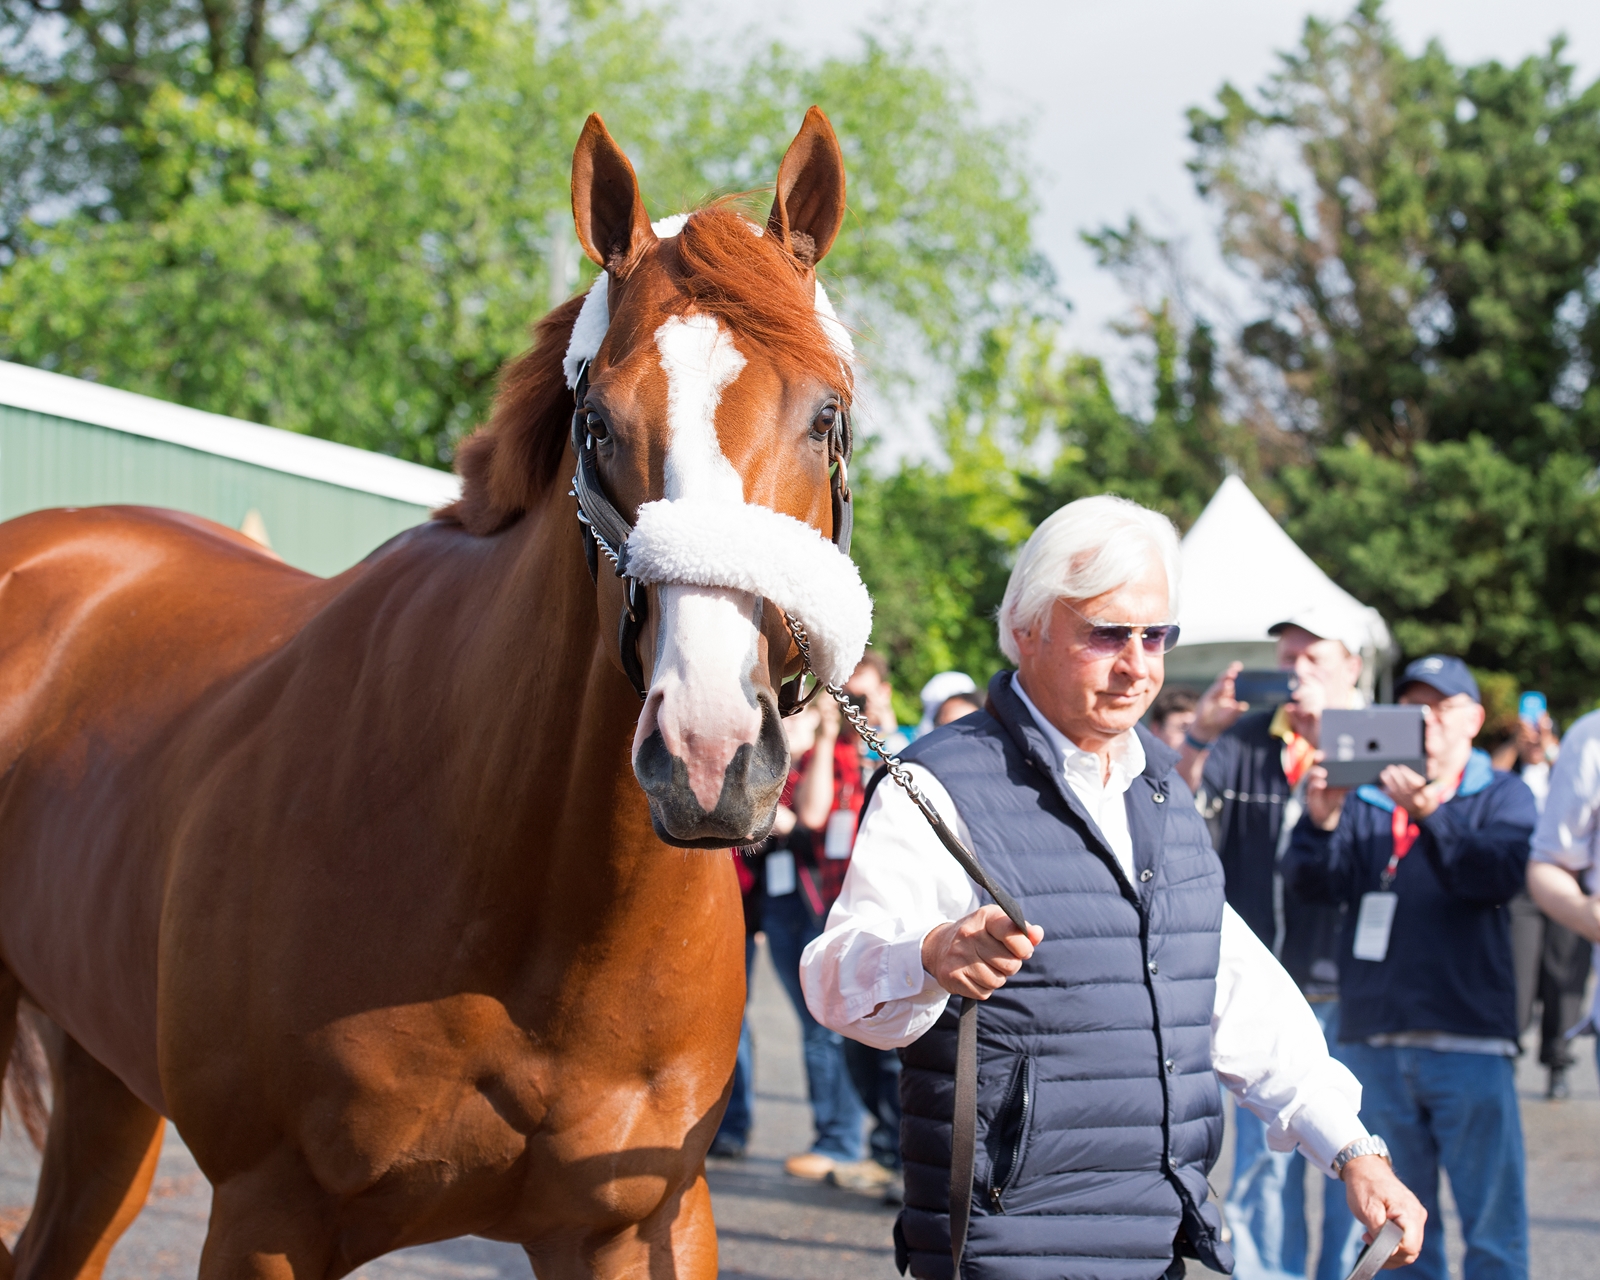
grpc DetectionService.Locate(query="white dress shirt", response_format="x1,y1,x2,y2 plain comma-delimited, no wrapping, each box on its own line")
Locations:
799,676,1369,1176
1531,709,1600,1032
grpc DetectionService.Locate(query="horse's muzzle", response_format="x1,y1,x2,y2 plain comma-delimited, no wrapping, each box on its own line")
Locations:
633,693,788,849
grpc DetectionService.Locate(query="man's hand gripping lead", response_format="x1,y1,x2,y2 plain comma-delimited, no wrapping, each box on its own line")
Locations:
1342,1155,1427,1269
921,905,1045,1000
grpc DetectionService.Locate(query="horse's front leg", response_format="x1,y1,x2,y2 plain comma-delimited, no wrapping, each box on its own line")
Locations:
198,1145,341,1280
524,1170,717,1280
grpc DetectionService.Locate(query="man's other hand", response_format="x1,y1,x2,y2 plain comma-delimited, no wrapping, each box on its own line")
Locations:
1342,1155,1426,1269
1379,764,1447,820
921,906,1044,1000
1190,662,1248,744
1305,764,1350,831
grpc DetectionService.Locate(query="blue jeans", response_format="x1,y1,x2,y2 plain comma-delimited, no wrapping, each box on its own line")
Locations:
844,1038,902,1169
1226,1001,1362,1280
1337,1040,1527,1280
762,891,864,1160
714,935,757,1145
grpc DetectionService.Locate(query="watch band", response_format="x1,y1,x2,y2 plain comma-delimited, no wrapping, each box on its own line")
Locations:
1182,729,1214,751
1332,1134,1391,1178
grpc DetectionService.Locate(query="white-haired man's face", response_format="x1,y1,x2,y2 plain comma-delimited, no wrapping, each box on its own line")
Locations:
1011,561,1170,755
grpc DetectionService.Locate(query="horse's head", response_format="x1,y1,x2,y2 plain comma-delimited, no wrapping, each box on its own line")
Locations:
564,108,871,849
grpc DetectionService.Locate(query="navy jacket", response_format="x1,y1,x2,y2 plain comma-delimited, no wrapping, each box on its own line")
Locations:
896,673,1230,1280
1200,711,1343,993
1281,751,1535,1042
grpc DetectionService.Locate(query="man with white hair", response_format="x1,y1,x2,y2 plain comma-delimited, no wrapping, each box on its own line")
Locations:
800,495,1424,1280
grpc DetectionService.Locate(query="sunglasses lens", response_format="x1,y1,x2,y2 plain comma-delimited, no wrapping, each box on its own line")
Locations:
1087,626,1134,655
1144,625,1181,653
1081,620,1181,655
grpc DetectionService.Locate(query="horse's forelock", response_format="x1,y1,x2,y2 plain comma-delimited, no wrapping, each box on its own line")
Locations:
672,205,854,406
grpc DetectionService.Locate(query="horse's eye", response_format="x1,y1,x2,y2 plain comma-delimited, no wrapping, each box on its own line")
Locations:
585,410,610,441
811,404,838,439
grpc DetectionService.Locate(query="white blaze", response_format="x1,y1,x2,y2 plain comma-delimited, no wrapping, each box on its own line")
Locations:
635,314,766,813
655,314,747,503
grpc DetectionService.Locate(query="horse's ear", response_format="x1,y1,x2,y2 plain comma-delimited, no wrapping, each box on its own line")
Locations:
767,106,847,268
571,113,656,274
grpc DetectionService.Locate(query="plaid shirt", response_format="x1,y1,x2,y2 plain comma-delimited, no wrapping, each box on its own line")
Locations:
793,739,867,921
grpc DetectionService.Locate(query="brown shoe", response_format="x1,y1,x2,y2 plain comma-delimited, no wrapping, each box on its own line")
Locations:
826,1159,896,1192
784,1151,837,1180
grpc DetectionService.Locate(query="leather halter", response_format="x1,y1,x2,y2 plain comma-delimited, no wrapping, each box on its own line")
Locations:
568,359,854,707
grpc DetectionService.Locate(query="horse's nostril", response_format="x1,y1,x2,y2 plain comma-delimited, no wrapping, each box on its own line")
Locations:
634,694,788,849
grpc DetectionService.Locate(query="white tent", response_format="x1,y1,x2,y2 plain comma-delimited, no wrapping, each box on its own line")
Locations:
1169,475,1395,695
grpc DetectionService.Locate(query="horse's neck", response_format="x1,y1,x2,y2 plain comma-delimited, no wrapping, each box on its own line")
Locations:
425,501,741,996
442,500,678,902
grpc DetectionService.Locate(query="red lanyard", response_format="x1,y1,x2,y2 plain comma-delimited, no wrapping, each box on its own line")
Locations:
1382,807,1419,887
1380,765,1464,888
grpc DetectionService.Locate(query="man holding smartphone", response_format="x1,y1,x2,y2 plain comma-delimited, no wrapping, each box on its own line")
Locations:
1179,609,1367,1280
1284,657,1535,1280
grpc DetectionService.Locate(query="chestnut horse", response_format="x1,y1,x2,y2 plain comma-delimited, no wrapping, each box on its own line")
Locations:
0,108,869,1278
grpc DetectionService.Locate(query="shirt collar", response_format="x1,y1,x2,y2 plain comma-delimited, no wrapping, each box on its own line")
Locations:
1010,673,1146,794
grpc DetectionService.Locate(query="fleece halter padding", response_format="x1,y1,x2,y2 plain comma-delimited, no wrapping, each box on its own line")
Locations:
621,498,872,689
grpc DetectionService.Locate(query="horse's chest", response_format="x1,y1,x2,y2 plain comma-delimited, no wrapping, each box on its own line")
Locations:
296,1008,716,1233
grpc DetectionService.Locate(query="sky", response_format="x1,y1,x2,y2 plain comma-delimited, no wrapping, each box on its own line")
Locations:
669,0,1600,403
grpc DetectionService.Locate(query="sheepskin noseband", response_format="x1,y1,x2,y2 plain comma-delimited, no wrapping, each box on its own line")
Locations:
622,499,871,689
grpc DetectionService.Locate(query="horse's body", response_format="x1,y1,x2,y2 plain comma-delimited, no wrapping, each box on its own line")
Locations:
0,109,859,1278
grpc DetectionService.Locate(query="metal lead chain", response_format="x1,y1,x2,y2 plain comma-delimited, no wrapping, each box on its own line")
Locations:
784,615,925,806
783,614,1030,933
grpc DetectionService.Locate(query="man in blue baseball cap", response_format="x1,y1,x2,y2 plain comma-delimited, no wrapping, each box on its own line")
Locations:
1284,655,1536,1280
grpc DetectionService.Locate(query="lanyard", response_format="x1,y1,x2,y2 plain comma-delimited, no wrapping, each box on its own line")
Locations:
1379,765,1464,889
1279,729,1316,788
1381,807,1419,888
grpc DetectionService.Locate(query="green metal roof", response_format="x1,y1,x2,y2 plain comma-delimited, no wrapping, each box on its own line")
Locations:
0,360,462,577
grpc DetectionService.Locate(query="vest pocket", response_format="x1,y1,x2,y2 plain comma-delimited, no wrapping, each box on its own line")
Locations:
987,1055,1034,1213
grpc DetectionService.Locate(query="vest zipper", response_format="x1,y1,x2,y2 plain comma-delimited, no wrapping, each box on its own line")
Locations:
988,1056,1033,1213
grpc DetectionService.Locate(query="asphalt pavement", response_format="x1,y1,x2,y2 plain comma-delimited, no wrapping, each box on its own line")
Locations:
0,939,1592,1278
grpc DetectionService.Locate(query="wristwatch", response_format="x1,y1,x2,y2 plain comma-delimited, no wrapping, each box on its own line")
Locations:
1182,729,1213,751
1332,1134,1392,1178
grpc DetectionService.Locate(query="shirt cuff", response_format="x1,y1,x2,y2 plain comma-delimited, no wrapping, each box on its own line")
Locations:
1286,1088,1370,1177
882,931,932,1001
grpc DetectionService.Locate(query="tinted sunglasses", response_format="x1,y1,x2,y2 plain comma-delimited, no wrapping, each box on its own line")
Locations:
1061,600,1181,656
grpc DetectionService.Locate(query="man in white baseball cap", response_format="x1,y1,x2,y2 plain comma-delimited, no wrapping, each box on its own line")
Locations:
1179,611,1368,1280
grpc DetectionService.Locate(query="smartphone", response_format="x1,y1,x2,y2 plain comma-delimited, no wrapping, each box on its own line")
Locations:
1321,707,1426,788
1232,670,1300,707
1519,692,1547,726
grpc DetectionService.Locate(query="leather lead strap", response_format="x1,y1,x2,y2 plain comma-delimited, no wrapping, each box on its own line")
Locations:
847,753,1026,1277
950,995,980,1274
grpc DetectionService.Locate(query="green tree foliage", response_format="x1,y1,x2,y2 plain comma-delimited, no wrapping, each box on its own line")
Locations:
850,461,1017,718
0,0,1040,464
1189,0,1600,460
1178,0,1600,714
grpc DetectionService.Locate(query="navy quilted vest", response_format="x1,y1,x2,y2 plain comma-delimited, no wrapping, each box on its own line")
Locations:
895,674,1232,1280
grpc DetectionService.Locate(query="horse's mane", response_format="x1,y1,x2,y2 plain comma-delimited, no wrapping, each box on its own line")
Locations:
438,205,853,537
